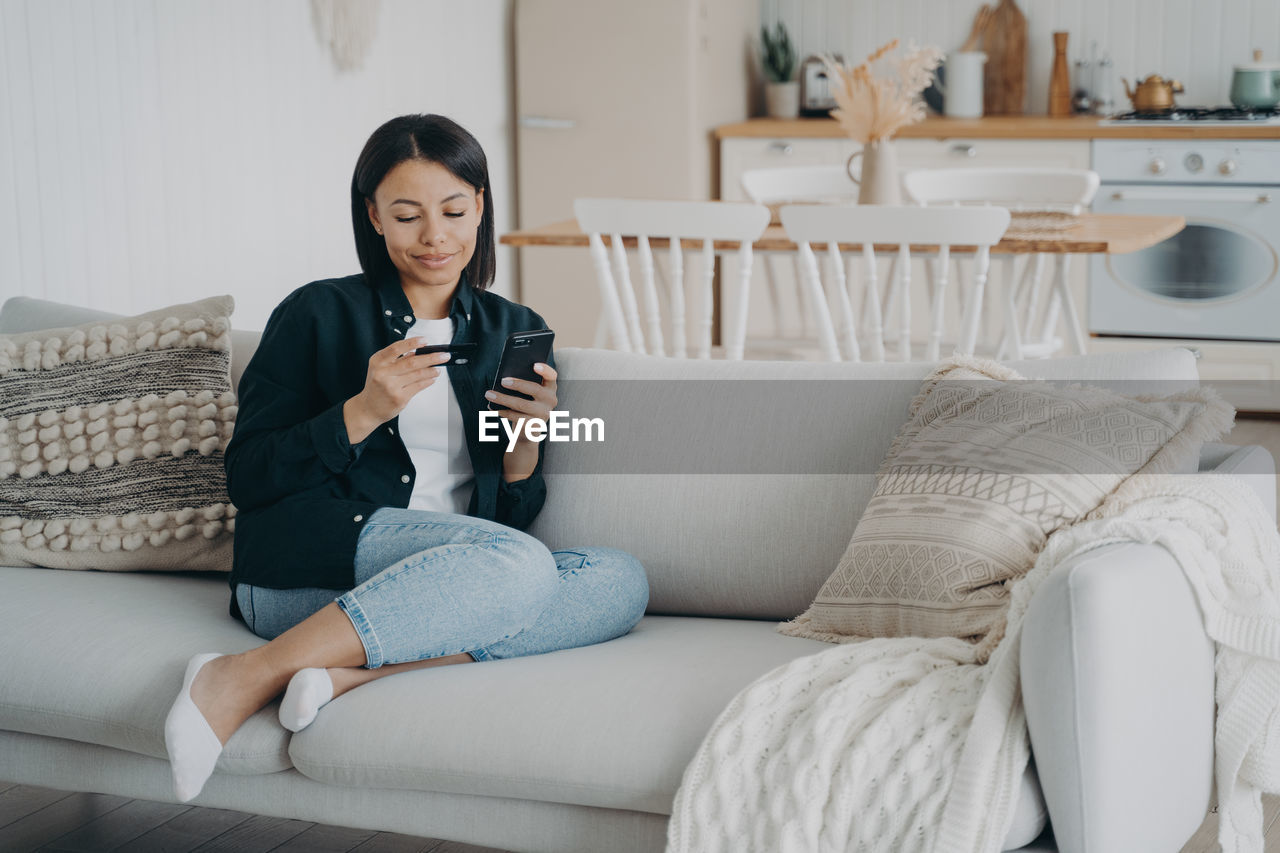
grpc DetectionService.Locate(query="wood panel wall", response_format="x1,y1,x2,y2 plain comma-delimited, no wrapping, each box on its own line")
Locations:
0,0,514,332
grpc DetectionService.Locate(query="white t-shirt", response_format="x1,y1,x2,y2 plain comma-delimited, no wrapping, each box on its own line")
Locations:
397,317,475,515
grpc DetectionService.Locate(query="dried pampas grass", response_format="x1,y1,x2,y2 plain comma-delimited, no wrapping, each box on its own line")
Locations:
825,39,944,144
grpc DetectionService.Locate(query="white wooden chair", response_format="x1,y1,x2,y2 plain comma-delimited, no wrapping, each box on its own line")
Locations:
573,198,770,359
903,168,1100,359
740,166,860,347
778,204,1012,362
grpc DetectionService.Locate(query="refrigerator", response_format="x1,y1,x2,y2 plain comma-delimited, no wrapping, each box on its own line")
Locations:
514,0,758,347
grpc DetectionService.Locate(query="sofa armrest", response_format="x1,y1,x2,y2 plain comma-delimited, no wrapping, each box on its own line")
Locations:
1199,442,1276,521
1021,541,1215,853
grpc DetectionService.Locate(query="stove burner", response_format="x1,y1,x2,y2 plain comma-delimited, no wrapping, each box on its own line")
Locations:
1109,105,1280,122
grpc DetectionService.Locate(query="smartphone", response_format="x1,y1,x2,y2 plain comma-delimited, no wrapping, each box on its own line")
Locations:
412,342,477,363
488,329,555,410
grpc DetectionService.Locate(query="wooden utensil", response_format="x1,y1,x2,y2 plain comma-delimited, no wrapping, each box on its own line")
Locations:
983,0,1027,115
1049,32,1072,116
961,5,992,52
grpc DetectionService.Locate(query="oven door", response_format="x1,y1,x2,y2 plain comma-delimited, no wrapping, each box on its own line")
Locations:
1089,184,1280,341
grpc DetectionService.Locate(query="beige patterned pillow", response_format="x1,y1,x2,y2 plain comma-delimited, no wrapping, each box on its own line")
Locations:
0,296,238,571
779,355,1233,654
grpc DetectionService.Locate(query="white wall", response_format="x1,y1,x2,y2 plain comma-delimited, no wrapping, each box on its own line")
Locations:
763,0,1280,114
0,0,514,332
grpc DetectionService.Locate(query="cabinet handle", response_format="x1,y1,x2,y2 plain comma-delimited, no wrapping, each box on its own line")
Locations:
768,142,795,155
950,144,977,157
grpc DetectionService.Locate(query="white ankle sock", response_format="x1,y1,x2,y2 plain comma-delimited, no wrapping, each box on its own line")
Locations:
163,652,224,803
279,668,334,732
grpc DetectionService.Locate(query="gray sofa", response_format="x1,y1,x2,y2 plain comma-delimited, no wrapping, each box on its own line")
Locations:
1,296,1274,853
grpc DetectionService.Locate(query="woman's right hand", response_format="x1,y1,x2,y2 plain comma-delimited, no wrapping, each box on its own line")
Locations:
343,338,449,444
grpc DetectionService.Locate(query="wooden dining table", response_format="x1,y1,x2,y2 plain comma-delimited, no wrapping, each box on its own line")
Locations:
499,213,1186,357
499,213,1185,255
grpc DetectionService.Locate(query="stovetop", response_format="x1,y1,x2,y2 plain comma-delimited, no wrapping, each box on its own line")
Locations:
1102,105,1280,125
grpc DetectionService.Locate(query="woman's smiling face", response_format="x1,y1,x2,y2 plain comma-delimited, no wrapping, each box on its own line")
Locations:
366,158,484,303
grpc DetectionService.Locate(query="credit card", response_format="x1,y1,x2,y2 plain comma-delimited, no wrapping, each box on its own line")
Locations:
413,342,478,357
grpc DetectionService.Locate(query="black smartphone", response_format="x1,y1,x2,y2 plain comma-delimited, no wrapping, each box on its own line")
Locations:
412,342,477,363
488,329,555,410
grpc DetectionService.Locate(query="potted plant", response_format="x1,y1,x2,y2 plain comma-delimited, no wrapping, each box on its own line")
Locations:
761,22,799,119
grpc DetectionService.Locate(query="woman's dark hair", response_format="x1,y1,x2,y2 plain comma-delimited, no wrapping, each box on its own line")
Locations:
351,114,496,291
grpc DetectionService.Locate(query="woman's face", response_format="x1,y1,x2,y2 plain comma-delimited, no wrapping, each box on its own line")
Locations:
366,158,484,298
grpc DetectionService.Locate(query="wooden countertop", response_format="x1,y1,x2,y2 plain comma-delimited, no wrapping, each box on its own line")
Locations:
716,116,1280,140
501,213,1186,256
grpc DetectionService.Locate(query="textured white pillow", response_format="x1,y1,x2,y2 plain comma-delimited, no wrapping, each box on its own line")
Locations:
0,296,237,571
779,355,1233,655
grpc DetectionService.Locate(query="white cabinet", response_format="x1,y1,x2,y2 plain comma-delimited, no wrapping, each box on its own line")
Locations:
720,139,848,200
720,137,1091,201
892,138,1091,170
719,136,1091,354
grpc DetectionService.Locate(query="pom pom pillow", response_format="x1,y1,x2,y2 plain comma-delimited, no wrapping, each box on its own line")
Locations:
0,296,237,571
779,355,1233,653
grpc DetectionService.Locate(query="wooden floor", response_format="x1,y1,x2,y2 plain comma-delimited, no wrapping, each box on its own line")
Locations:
3,783,1278,853
0,783,507,853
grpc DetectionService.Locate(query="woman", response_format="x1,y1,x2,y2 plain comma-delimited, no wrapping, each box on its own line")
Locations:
164,114,648,803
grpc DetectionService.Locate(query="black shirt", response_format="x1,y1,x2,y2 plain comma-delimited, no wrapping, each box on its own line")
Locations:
224,271,552,618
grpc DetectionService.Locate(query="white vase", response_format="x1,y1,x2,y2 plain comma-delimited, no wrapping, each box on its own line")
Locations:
848,140,902,205
765,81,800,119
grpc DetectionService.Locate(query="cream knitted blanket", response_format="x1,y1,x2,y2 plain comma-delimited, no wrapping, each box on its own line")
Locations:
666,474,1280,853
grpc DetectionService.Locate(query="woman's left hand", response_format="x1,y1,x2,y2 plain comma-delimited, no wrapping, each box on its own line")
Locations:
485,362,558,482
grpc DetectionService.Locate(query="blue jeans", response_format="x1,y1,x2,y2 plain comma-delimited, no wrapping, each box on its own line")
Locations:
234,508,648,668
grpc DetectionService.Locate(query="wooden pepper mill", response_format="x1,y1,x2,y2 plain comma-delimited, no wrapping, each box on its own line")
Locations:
1048,31,1072,117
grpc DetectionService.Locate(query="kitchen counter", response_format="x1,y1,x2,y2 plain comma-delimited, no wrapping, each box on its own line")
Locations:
716,116,1280,140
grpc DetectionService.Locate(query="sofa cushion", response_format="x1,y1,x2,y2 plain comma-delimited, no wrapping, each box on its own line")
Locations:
0,566,289,775
287,616,822,814
531,347,1202,620
0,296,238,572
0,296,260,398
779,355,1232,650
287,614,1046,848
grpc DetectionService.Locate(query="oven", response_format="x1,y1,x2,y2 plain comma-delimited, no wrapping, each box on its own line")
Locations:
1089,139,1280,342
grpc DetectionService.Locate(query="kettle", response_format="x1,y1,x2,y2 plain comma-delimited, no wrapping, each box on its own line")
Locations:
1121,75,1184,111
